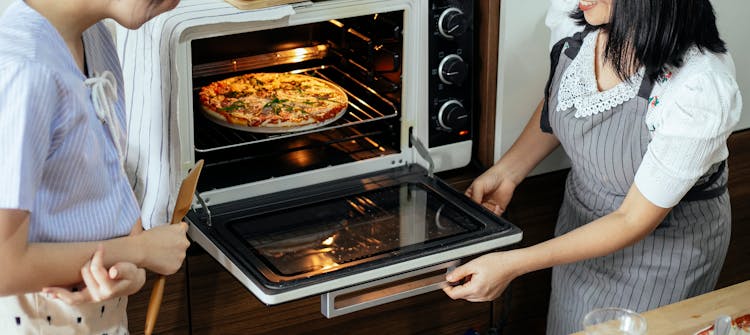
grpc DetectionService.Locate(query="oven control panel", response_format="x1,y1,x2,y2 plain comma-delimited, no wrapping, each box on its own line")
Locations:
428,0,474,147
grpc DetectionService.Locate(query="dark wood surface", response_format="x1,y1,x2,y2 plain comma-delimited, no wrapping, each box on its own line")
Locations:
185,251,491,335
476,0,501,168
127,266,191,335
718,130,750,288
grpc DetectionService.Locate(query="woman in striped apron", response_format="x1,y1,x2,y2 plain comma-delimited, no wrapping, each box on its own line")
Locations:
443,1,742,334
0,1,188,334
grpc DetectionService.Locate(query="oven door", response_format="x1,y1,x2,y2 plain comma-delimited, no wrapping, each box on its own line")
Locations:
186,164,522,316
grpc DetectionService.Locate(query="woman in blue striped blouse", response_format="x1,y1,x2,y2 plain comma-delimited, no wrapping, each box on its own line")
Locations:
0,0,188,333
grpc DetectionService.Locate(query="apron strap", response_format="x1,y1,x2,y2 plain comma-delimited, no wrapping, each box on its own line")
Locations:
682,160,728,202
636,73,656,99
541,30,591,134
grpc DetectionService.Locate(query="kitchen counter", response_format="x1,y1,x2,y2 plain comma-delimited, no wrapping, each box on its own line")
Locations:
571,280,750,335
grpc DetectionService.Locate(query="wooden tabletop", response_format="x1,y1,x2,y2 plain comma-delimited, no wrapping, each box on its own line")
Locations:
571,280,750,335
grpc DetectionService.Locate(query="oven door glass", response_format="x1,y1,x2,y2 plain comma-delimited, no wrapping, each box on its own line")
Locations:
187,164,521,302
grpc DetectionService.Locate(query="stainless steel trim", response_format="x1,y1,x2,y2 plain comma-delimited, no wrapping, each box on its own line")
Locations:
194,191,212,227
437,99,463,131
437,7,463,40
320,260,459,318
192,45,329,78
409,133,434,177
437,54,464,85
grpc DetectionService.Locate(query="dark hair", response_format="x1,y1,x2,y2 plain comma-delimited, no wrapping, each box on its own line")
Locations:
571,0,727,81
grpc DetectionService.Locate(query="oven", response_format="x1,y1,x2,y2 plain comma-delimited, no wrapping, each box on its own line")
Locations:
125,0,522,318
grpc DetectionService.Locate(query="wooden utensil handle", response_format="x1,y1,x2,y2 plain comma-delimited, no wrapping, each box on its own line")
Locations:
144,275,166,335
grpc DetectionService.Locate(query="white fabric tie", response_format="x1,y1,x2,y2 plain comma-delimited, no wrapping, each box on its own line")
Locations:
85,71,125,167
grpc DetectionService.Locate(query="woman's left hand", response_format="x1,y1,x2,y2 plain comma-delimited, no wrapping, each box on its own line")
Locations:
442,251,525,302
42,244,146,305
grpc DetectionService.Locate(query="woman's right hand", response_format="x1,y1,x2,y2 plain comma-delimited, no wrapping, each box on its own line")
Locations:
135,222,190,275
466,166,518,215
43,244,146,304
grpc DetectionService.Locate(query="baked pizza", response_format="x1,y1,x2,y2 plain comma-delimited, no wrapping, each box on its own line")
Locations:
199,72,348,131
694,314,750,335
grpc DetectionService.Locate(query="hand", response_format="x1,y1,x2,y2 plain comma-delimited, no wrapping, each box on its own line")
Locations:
442,251,523,302
465,166,518,215
136,221,190,275
43,244,146,304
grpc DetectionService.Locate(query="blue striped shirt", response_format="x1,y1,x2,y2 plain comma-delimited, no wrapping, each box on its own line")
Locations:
0,1,139,242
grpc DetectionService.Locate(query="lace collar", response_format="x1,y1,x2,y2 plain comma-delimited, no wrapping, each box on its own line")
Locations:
556,30,645,118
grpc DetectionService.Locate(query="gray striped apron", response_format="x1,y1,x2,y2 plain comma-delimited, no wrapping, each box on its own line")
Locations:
540,31,732,335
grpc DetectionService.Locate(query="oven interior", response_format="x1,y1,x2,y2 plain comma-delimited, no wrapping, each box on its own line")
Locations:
190,11,405,192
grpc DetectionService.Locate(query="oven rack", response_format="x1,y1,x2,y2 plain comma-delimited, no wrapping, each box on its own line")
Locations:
193,64,400,153
194,124,400,190
201,128,397,169
192,45,330,79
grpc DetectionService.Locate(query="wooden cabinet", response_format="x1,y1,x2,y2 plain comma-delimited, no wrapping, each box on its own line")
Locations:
127,266,190,335
186,253,491,335
125,245,492,335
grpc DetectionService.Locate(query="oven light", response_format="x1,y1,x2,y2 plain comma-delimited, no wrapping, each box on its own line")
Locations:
329,19,344,28
363,137,383,151
288,149,313,166
459,130,469,136
320,262,340,271
346,199,367,215
361,197,377,207
322,236,335,246
287,47,314,63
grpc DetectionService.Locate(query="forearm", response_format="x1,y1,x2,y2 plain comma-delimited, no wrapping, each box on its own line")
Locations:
511,185,670,277
21,237,144,290
493,99,560,185
0,212,145,295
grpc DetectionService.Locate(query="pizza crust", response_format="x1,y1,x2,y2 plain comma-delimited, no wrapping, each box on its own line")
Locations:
199,72,349,133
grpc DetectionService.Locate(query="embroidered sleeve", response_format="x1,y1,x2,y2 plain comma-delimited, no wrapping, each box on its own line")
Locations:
634,70,742,208
545,0,582,50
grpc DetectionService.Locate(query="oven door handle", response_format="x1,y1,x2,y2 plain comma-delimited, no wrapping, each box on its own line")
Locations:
320,260,460,318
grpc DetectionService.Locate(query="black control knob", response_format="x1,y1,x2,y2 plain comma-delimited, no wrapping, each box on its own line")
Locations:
438,54,468,85
438,8,468,39
438,100,468,131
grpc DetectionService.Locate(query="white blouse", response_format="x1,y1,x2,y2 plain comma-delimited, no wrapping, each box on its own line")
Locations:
545,0,743,208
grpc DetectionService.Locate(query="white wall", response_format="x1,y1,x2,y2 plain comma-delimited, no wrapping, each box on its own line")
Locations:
494,0,750,175
713,0,750,132
0,0,11,12
494,0,570,174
